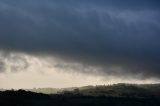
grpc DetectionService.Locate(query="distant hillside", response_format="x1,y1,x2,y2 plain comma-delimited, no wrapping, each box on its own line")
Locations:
1,83,160,97
0,89,5,91
73,83,160,98
0,88,160,106
26,88,60,94
25,85,94,94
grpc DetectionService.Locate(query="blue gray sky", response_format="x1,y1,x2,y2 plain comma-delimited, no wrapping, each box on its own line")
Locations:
0,0,160,88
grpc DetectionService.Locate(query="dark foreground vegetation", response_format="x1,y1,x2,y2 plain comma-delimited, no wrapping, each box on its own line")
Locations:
1,84,160,106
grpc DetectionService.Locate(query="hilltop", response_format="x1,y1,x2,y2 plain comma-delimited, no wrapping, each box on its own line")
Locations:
22,83,160,98
1,84,160,106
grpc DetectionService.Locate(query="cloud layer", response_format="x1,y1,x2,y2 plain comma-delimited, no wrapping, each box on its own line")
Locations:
0,0,160,79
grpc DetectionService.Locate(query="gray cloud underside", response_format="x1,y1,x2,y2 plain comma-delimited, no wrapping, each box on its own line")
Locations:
0,0,160,79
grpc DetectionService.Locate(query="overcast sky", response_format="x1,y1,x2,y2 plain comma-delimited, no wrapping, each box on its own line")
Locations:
0,0,160,89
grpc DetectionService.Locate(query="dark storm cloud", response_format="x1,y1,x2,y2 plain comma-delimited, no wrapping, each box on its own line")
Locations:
0,0,160,79
0,51,29,72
